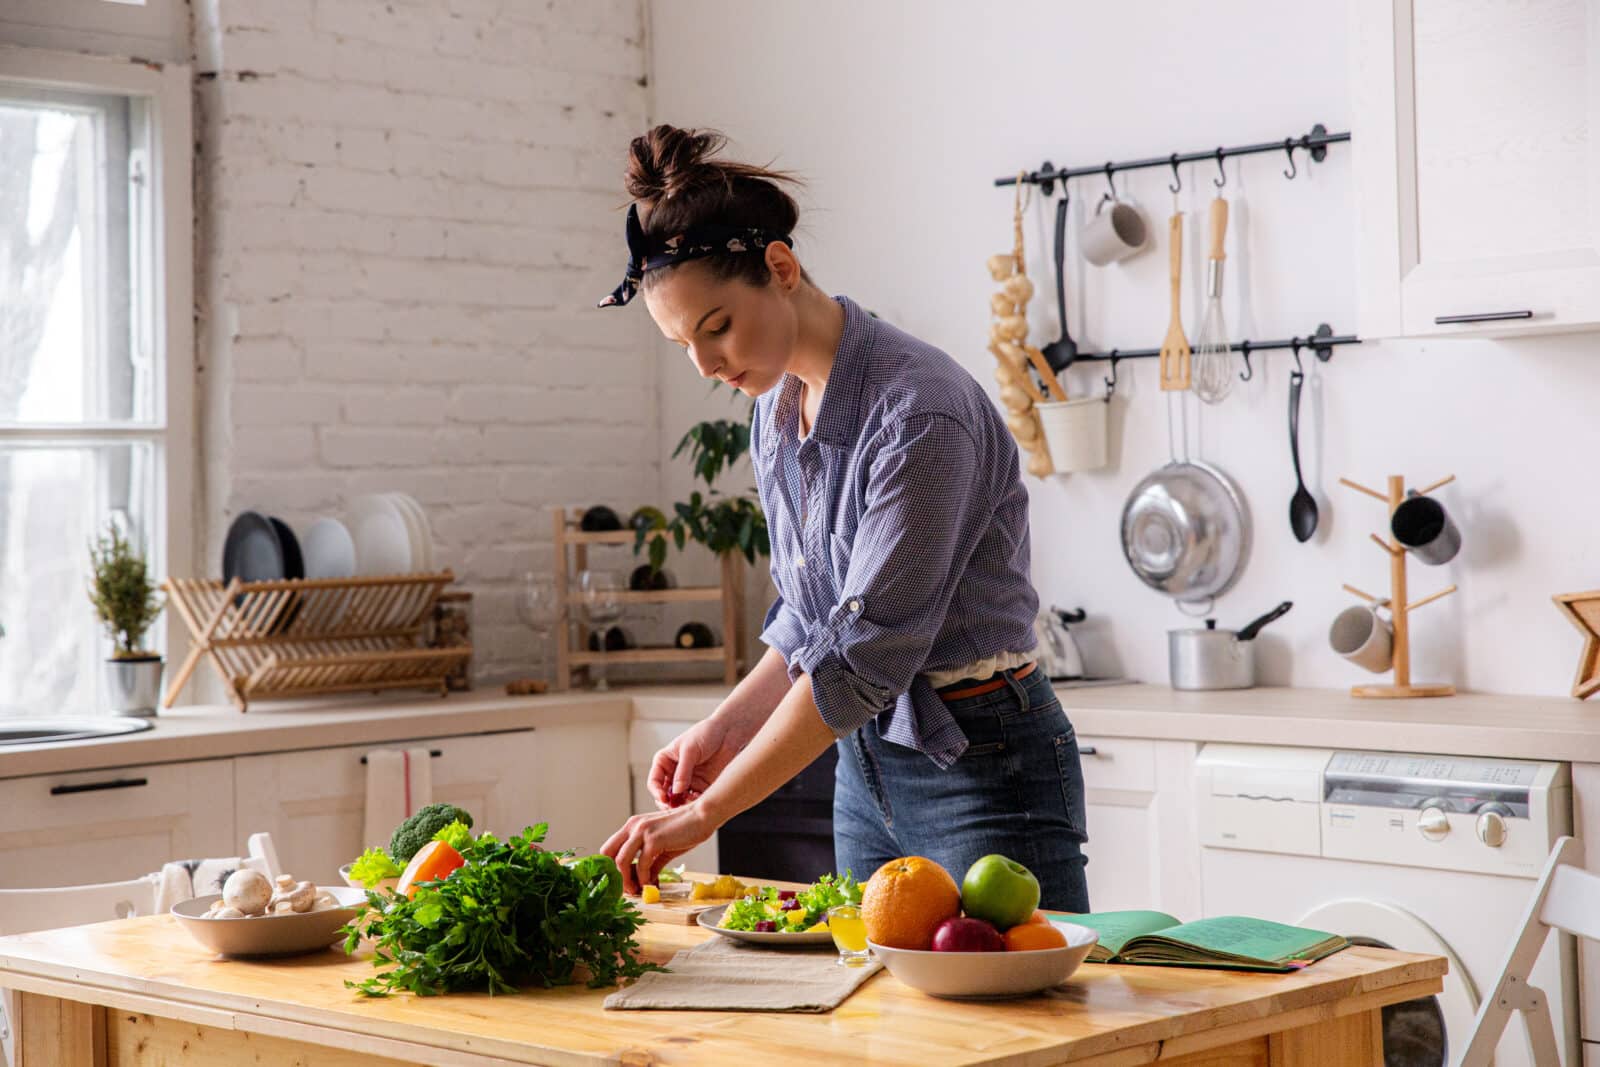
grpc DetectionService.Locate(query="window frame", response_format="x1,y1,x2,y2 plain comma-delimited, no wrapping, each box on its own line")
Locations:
0,45,195,682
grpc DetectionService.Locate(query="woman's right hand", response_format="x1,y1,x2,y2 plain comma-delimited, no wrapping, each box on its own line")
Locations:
648,714,751,809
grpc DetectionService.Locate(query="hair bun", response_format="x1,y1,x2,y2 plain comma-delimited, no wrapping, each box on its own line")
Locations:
625,125,726,204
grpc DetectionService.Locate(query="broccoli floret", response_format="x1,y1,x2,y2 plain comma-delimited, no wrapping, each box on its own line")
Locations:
389,803,474,863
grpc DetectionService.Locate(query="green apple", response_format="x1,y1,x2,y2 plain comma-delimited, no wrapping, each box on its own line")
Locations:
961,854,1040,929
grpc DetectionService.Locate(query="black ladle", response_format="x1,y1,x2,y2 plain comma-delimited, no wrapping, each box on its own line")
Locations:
1288,369,1318,542
1040,193,1077,370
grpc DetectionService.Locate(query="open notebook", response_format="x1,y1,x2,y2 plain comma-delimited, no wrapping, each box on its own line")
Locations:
1065,911,1349,973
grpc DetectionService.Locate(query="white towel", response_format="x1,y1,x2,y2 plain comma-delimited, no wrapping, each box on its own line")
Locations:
154,854,268,913
362,746,434,851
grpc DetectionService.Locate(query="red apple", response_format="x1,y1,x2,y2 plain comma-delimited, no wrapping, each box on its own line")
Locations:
930,916,1004,953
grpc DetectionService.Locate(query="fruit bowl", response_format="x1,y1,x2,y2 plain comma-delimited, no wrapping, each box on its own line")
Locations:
868,920,1098,999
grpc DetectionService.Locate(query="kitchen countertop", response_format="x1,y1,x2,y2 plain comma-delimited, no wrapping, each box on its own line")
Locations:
0,685,710,780
6,679,1599,781
0,908,1444,1066
1060,683,1600,762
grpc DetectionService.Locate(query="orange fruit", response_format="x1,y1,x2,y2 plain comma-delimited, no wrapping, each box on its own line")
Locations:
861,856,962,950
1023,909,1050,926
1004,922,1068,952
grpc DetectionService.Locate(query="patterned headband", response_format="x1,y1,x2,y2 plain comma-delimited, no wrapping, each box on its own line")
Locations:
596,202,794,308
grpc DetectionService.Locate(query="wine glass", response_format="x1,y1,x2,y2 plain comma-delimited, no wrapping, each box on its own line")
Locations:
515,571,555,676
578,569,623,690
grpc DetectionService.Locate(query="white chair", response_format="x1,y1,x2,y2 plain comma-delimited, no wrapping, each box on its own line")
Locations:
0,873,162,1067
1459,835,1591,1066
0,832,282,1067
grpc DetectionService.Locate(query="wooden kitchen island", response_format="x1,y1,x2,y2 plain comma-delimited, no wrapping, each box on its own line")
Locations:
0,910,1444,1066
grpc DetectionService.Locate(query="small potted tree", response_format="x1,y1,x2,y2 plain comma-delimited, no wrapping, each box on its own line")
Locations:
88,522,165,716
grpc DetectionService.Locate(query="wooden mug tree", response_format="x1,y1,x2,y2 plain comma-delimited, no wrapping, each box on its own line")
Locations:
1338,473,1459,698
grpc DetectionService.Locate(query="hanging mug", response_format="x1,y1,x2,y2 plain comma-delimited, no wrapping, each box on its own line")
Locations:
1391,493,1461,566
1081,194,1149,266
1329,603,1394,674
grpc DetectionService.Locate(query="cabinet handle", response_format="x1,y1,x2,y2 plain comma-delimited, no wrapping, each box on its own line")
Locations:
359,749,443,765
1433,310,1534,325
1078,746,1100,756
50,776,149,796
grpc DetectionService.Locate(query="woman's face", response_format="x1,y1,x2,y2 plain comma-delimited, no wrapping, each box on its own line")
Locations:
642,244,801,398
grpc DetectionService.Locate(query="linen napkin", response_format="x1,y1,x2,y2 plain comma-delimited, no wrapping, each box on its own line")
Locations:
362,746,433,850
603,936,882,1012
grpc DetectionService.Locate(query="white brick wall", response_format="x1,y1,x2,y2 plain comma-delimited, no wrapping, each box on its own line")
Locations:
193,0,661,683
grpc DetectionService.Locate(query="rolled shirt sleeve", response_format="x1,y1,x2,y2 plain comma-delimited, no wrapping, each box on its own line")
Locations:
759,591,808,666
794,413,986,736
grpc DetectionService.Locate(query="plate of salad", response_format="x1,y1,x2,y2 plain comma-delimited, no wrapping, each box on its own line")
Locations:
697,872,863,947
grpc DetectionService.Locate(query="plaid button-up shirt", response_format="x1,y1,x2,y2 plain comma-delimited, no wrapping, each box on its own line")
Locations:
752,296,1038,769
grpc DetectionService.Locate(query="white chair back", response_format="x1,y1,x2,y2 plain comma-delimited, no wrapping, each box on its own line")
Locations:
1459,835,1587,1067
0,874,161,937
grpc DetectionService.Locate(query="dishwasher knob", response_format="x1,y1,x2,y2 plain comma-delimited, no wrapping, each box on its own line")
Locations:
1477,811,1508,848
1418,806,1450,841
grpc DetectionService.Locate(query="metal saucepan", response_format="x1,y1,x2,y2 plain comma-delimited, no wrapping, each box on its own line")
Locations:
1168,601,1293,690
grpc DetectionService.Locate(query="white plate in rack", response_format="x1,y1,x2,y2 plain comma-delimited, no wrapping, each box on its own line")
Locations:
348,495,412,576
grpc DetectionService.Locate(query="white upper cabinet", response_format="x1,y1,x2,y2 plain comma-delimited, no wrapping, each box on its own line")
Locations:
1353,0,1600,338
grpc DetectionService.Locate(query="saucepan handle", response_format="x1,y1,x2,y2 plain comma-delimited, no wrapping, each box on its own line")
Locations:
1236,601,1294,642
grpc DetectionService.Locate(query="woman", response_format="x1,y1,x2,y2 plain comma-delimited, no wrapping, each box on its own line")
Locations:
597,126,1089,912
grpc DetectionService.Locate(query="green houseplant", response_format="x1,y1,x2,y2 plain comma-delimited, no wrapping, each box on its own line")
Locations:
634,403,770,573
88,522,165,715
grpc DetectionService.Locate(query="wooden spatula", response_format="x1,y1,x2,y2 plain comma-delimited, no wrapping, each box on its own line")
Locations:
1159,211,1191,391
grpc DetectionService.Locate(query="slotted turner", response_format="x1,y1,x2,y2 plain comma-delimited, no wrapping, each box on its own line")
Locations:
1159,211,1191,391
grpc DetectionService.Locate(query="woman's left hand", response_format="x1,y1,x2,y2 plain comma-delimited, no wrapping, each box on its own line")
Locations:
600,802,719,895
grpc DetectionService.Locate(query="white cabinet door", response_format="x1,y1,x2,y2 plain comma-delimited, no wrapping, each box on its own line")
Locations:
235,724,630,883
1353,0,1600,338
532,718,629,856
627,719,718,874
1079,736,1200,918
0,759,236,889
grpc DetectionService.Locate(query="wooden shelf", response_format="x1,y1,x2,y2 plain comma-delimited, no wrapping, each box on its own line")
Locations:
569,646,727,666
613,587,722,604
563,528,667,545
552,507,745,690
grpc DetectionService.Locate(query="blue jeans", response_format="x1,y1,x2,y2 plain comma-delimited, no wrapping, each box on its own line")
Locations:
833,665,1091,913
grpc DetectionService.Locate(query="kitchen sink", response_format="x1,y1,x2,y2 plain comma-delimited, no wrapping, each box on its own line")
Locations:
0,718,154,745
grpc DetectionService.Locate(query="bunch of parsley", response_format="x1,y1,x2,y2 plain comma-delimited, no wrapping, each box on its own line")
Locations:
342,823,663,996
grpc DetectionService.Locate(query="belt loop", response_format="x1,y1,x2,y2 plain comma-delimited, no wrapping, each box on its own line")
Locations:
1004,665,1031,712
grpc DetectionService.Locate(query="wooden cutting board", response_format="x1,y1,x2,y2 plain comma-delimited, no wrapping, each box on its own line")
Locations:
624,872,811,926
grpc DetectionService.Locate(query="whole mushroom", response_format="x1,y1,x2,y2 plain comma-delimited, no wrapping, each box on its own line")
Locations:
269,876,318,914
221,869,273,917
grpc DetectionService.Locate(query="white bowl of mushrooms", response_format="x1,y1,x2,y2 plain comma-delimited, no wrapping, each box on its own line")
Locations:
171,869,367,958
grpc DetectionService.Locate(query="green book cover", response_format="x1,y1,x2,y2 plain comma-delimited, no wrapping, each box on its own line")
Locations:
1064,912,1349,972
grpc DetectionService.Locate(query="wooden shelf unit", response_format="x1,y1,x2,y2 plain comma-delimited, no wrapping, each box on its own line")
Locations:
163,571,469,711
551,508,744,690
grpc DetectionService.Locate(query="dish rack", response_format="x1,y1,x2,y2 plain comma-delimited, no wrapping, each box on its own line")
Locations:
551,507,745,690
162,572,470,711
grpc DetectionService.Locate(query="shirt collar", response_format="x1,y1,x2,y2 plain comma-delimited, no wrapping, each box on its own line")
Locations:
763,296,875,452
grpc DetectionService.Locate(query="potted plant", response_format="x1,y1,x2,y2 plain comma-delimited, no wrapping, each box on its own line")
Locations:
87,522,165,716
634,410,769,573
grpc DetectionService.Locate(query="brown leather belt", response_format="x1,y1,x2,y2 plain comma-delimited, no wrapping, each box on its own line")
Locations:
935,660,1037,701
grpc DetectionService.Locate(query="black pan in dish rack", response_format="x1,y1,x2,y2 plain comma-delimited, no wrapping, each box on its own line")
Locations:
222,511,303,633
1120,459,1250,606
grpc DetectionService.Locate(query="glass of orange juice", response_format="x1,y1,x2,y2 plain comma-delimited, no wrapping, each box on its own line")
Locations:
827,904,870,967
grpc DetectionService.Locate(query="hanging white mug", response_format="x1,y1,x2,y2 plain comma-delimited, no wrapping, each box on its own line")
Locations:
1081,194,1149,266
1329,603,1394,674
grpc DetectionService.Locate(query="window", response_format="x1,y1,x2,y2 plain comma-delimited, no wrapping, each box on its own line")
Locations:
0,51,192,715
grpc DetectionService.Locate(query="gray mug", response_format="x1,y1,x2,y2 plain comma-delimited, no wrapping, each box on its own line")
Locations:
1329,604,1393,674
1391,494,1461,566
